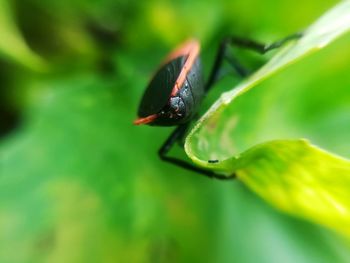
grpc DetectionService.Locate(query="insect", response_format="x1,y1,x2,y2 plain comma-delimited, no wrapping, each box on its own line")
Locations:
134,34,302,179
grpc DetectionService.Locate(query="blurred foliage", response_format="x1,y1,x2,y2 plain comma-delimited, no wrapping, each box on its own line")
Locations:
0,0,349,263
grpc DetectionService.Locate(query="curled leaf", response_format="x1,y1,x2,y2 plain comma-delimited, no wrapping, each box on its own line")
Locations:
185,1,350,235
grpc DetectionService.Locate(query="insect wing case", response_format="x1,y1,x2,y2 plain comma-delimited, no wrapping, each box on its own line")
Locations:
137,56,185,119
138,56,204,126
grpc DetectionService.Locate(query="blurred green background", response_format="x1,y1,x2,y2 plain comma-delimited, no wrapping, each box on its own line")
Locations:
0,0,350,262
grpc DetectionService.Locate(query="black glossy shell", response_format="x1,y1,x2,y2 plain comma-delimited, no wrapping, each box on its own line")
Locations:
137,56,204,126
138,56,185,118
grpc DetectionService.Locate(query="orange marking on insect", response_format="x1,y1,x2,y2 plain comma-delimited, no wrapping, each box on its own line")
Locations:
133,114,158,125
168,39,200,97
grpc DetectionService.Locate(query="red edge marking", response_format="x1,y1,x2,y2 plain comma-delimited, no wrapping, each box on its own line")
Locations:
167,39,200,97
133,114,158,125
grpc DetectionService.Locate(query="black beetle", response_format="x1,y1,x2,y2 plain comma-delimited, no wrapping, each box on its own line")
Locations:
135,34,302,179
135,40,203,126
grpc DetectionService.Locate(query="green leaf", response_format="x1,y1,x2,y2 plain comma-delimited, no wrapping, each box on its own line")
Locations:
185,1,350,235
232,140,350,235
0,0,46,70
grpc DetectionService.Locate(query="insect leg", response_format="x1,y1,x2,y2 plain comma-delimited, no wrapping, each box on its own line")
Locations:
159,124,236,180
205,39,249,91
228,32,303,53
205,32,303,91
